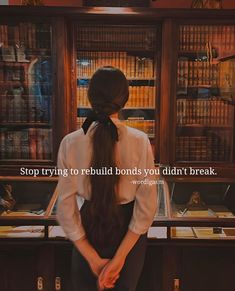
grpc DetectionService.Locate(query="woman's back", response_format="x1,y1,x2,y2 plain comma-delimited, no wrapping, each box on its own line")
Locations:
56,66,157,291
58,117,154,203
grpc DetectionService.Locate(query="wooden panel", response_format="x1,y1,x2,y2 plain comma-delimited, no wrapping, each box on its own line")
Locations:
181,246,235,291
54,244,72,291
37,245,55,291
159,19,178,164
137,246,163,291
52,17,74,156
0,247,37,291
0,252,8,291
162,246,181,291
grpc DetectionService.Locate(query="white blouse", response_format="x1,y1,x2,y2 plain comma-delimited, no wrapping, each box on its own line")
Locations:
56,117,157,242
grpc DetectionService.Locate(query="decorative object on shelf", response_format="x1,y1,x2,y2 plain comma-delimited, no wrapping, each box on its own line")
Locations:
187,191,206,208
83,0,150,7
16,45,29,63
1,46,16,62
0,184,16,212
191,0,222,9
21,0,44,6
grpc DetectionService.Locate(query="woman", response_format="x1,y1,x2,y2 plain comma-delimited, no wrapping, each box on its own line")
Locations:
56,66,157,291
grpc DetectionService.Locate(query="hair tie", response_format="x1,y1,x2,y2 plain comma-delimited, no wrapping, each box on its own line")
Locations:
82,110,119,141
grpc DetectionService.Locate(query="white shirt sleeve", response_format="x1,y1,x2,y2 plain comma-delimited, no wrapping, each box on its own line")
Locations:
128,135,157,234
56,137,86,242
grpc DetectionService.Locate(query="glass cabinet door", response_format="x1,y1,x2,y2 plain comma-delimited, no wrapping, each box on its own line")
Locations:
0,177,57,238
176,24,235,163
168,181,235,240
0,21,53,162
76,24,159,157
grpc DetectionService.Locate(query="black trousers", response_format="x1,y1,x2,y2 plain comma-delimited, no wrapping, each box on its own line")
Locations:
68,201,147,291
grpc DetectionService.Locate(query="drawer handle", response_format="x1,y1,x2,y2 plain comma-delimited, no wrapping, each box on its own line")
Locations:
55,277,61,291
37,277,44,291
174,278,180,291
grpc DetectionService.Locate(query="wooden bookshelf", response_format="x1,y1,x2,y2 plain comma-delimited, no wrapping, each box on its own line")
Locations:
175,23,235,165
76,26,158,140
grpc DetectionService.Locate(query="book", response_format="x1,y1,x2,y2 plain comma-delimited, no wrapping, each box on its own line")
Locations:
21,129,30,159
0,128,6,159
77,51,155,79
193,227,225,239
171,227,195,238
147,227,167,239
77,25,156,51
223,228,235,237
28,128,37,159
179,24,235,53
176,98,233,127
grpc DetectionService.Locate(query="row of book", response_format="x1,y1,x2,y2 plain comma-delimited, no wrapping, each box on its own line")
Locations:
77,117,155,137
0,23,51,50
0,64,26,82
77,25,156,50
176,99,234,126
0,93,51,123
178,59,218,87
0,128,52,160
176,135,232,161
77,86,156,108
122,119,154,137
77,52,155,79
0,62,53,82
0,67,52,82
179,25,235,52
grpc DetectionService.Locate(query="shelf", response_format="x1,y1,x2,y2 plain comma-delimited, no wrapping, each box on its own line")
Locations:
178,49,218,59
77,77,155,81
177,85,218,89
77,48,156,53
175,160,231,164
177,124,233,129
25,48,51,55
0,60,30,64
0,122,51,127
122,107,155,110
0,159,53,162
77,106,155,110
217,53,235,62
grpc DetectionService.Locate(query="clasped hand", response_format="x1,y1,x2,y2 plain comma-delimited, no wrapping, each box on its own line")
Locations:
89,256,125,290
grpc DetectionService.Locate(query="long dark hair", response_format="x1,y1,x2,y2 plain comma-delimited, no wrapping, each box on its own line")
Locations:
82,66,129,247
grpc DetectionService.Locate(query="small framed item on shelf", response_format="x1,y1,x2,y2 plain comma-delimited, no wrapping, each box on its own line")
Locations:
1,46,16,62
16,46,29,63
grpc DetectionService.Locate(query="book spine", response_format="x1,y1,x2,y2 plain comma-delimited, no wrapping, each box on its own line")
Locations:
5,131,14,159
36,128,43,160
21,129,30,159
42,128,50,160
13,131,21,159
0,128,6,160
0,89,7,122
29,128,37,159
